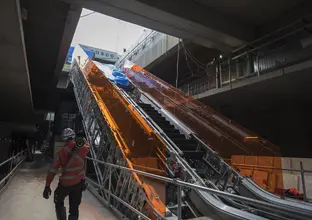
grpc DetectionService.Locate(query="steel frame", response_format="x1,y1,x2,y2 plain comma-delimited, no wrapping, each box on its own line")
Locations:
71,62,160,219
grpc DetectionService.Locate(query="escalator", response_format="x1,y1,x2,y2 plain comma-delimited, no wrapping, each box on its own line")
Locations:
122,61,312,219
135,100,312,220
138,103,202,160
137,102,267,220
70,45,312,220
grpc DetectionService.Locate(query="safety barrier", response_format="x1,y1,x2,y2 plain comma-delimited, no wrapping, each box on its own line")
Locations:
180,17,312,96
231,156,312,202
86,156,312,220
0,151,26,191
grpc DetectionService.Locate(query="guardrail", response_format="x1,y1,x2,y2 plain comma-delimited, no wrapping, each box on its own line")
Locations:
232,161,312,202
86,156,312,220
0,151,26,190
180,18,312,97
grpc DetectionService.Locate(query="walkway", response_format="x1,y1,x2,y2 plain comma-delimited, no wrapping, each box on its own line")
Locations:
0,158,118,220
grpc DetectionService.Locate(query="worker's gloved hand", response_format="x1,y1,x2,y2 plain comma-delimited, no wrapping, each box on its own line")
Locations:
43,186,51,199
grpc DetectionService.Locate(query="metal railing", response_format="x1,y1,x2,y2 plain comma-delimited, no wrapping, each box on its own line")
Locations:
86,156,312,220
179,17,312,97
0,151,26,190
232,161,312,202
115,30,159,68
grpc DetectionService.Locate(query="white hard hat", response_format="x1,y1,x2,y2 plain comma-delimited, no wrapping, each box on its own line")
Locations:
61,128,76,141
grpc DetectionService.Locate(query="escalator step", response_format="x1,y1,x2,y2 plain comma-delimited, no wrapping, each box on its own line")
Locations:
150,115,166,121
172,139,197,146
165,133,184,139
158,124,174,130
146,113,162,118
138,103,152,107
183,151,205,160
142,108,158,112
151,116,168,122
144,109,160,115
177,144,197,151
158,124,175,130
141,107,155,111
156,120,172,126
163,128,180,134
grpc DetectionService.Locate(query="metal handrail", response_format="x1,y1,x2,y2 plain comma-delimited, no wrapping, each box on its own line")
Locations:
116,30,158,68
178,18,312,96
232,163,312,173
0,154,26,186
0,151,25,167
86,156,312,219
86,177,150,220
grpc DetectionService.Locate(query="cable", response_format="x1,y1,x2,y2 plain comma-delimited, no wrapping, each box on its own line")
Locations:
183,46,205,77
184,45,205,68
182,44,206,72
181,41,206,68
184,49,196,77
80,11,96,18
176,39,180,88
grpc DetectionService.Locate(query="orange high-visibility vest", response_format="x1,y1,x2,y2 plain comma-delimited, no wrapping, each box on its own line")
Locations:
45,140,90,187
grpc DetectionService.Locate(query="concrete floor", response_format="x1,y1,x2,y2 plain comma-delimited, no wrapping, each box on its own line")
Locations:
0,159,118,220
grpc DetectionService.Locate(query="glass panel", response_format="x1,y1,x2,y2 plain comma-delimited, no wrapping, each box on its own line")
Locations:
123,61,280,159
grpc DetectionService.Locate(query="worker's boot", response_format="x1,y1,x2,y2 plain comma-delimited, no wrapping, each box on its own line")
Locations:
56,206,67,220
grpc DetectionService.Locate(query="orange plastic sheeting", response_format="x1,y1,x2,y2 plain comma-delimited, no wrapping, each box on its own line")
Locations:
73,47,166,218
122,62,280,158
232,155,284,193
132,157,165,176
142,182,166,214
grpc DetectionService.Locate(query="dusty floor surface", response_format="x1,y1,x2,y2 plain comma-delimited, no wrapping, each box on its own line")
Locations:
0,156,119,220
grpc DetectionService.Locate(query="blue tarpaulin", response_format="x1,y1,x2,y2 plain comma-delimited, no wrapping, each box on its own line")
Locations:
94,61,130,87
66,45,94,64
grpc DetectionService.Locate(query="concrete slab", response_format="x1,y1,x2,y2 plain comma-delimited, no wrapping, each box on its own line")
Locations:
0,161,118,220
0,0,33,119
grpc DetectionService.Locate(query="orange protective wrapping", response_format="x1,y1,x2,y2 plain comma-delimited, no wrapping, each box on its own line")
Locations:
123,62,281,159
75,52,166,218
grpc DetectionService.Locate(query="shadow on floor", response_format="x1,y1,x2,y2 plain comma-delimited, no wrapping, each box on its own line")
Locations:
0,153,119,220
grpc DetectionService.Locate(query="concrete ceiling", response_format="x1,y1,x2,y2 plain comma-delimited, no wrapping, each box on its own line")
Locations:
78,0,253,52
20,0,81,112
0,0,80,127
148,42,219,85
0,0,33,123
193,0,307,25
1,0,310,128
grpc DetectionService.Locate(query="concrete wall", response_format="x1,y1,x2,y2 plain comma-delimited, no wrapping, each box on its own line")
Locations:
131,33,179,68
221,105,312,159
281,158,312,198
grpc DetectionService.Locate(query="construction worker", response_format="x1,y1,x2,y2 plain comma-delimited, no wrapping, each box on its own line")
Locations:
42,128,90,220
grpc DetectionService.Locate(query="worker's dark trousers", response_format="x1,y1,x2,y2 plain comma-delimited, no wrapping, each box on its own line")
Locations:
54,182,83,220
